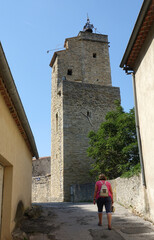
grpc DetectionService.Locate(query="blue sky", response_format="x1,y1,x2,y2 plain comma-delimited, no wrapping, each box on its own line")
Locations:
1,0,143,157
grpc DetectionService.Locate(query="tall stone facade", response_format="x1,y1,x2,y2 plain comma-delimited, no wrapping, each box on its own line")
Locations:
50,22,120,201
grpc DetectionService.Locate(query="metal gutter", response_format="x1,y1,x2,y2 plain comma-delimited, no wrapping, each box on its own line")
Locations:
119,1,151,186
0,42,39,159
120,0,152,68
132,73,146,187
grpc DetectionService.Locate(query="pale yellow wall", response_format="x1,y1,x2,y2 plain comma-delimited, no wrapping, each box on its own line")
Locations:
0,93,32,239
134,24,154,222
0,165,4,226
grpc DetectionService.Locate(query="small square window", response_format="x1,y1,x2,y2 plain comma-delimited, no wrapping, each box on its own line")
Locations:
93,53,97,58
67,69,72,75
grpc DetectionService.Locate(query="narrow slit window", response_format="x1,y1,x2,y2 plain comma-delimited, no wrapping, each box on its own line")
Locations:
67,69,72,75
87,111,91,117
93,53,97,58
56,113,58,132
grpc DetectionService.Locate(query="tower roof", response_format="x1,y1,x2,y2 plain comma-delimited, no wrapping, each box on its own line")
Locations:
83,16,94,33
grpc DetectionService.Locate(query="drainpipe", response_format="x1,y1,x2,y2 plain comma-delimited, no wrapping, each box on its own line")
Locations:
132,72,146,187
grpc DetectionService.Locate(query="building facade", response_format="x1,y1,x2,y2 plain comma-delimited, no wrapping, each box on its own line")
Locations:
120,0,154,223
0,43,38,239
50,20,120,201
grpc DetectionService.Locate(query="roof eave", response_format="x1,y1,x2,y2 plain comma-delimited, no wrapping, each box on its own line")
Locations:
120,0,152,69
0,42,39,159
50,52,57,67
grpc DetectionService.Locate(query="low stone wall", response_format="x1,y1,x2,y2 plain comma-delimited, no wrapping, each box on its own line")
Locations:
32,175,51,202
70,174,151,221
110,174,147,216
111,174,153,222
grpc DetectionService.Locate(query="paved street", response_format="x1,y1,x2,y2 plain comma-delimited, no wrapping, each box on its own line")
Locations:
20,202,154,240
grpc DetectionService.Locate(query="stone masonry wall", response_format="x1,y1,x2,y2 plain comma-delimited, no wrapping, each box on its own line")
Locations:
70,183,95,202
50,30,120,202
110,175,146,215
51,57,64,202
32,157,51,177
58,31,112,86
32,157,51,203
32,176,51,203
112,175,151,221
63,81,120,201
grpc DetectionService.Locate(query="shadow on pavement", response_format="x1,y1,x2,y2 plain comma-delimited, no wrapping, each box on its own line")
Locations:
12,202,154,240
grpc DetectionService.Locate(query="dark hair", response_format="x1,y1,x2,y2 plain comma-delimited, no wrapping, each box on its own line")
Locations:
99,174,107,180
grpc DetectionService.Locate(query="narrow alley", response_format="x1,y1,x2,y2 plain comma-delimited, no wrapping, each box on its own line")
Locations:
13,202,154,240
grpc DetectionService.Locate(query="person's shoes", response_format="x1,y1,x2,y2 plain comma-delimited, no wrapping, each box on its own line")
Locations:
108,225,112,230
98,223,102,226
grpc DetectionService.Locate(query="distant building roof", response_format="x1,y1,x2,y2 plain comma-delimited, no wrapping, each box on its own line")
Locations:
120,0,154,72
33,156,51,161
0,42,39,159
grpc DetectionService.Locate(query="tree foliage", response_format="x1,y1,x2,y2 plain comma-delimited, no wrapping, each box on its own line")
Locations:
87,101,140,179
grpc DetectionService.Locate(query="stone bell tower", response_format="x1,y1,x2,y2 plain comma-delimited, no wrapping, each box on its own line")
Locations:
50,18,120,201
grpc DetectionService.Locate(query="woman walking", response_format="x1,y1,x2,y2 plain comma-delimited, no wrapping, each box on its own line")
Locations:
93,173,113,230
